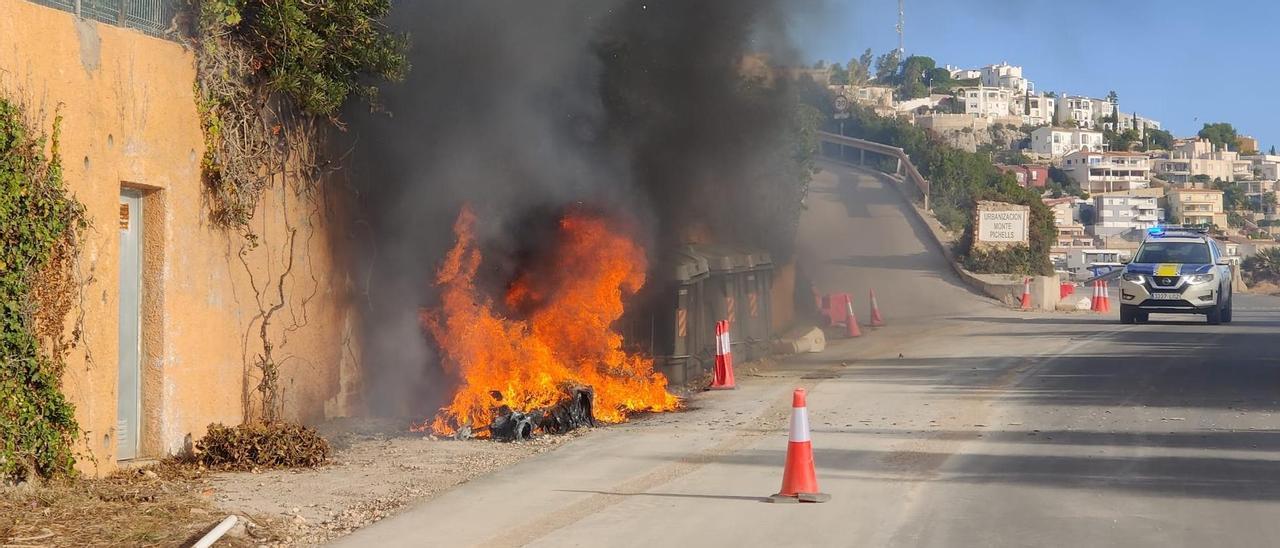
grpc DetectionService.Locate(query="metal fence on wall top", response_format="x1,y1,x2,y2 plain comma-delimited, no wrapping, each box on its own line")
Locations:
30,0,178,39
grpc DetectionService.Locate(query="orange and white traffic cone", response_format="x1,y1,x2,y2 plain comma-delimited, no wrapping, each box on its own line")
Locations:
869,289,885,327
768,388,831,503
1090,280,1105,313
709,320,736,390
1098,280,1111,313
844,298,862,338
1019,277,1033,310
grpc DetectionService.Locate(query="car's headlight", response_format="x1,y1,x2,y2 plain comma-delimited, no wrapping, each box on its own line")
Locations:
1188,273,1215,284
1122,272,1145,283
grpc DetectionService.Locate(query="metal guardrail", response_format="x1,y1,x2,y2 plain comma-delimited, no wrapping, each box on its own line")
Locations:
30,0,178,39
817,131,930,210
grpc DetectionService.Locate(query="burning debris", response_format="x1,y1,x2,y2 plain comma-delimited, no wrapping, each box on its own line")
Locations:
419,207,678,439
484,385,595,442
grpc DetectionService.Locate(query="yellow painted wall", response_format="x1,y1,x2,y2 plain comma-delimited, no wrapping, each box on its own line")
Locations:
0,0,362,474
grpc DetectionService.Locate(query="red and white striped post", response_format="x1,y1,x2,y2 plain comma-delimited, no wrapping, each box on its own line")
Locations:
709,320,736,390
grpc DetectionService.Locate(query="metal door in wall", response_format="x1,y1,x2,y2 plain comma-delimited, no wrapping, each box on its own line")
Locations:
117,190,142,460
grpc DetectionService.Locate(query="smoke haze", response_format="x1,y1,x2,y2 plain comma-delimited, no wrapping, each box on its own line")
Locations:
339,0,818,417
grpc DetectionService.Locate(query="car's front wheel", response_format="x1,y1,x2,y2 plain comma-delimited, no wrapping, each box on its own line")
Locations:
1222,295,1233,323
1121,304,1138,324
1207,302,1223,325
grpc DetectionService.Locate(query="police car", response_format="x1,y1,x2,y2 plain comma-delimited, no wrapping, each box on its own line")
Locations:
1118,225,1233,325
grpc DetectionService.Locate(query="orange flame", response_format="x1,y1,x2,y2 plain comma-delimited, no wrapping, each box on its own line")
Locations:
421,206,679,436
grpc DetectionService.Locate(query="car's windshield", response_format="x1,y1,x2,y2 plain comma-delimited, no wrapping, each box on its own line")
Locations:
1134,241,1211,264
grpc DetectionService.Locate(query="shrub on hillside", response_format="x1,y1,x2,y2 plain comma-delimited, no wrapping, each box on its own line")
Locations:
962,245,1049,276
1242,248,1280,284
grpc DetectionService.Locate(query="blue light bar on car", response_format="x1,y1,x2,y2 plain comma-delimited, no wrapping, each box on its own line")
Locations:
1147,226,1164,237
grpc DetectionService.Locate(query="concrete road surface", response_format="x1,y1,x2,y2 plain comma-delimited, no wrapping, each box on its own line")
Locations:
335,163,1280,548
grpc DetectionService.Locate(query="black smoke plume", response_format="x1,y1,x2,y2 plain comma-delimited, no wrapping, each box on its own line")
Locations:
337,0,820,417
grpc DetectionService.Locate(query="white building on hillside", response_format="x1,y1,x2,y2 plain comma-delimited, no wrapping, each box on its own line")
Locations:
1152,139,1253,184
1055,95,1096,129
1114,113,1162,134
1063,150,1151,193
1090,97,1117,126
981,62,1033,93
1021,93,1056,126
959,86,1013,118
946,65,981,80
1243,154,1280,180
1031,126,1105,158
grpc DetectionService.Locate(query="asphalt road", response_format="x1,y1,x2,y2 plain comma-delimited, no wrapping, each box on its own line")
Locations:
335,163,1280,548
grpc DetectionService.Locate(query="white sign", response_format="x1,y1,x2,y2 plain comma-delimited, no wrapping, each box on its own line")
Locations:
977,210,1028,243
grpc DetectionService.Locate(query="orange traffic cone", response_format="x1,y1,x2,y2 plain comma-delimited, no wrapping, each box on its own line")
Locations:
844,298,862,338
1098,280,1111,313
1019,277,1032,310
709,320,736,390
768,388,831,503
869,289,885,327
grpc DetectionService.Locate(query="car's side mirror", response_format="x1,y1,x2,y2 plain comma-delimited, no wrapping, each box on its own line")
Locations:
1216,259,1231,266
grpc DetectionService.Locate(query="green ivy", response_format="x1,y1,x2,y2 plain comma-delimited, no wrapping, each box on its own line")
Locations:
191,0,408,233
198,0,408,118
0,98,85,481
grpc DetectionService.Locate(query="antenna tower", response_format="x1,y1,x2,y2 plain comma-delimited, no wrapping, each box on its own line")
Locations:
896,0,905,55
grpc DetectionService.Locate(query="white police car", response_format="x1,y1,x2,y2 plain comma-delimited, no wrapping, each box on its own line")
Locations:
1118,226,1234,325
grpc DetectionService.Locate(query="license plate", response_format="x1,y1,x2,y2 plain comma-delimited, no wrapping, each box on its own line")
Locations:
1152,293,1181,300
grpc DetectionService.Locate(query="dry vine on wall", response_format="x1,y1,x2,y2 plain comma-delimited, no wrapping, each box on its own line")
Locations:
185,0,407,422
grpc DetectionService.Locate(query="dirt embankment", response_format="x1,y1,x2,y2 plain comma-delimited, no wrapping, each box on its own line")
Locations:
2,418,581,547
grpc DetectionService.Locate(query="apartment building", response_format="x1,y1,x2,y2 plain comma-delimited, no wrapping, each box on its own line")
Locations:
1043,197,1079,226
1243,154,1280,180
980,62,1033,93
1240,180,1276,195
1020,93,1056,126
1055,95,1096,128
946,65,982,80
1043,197,1090,247
1092,195,1160,237
1090,97,1117,126
1168,188,1227,227
1062,150,1151,193
958,86,1014,118
1030,126,1105,158
1152,139,1253,183
1114,113,1163,134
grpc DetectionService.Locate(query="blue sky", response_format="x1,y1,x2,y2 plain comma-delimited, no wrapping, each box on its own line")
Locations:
791,0,1279,151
